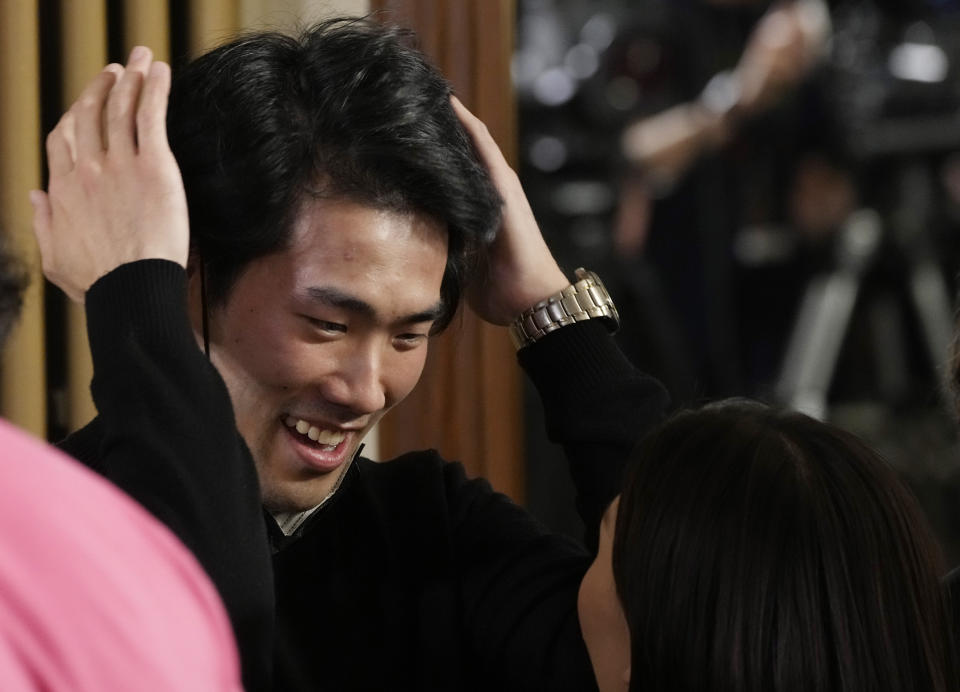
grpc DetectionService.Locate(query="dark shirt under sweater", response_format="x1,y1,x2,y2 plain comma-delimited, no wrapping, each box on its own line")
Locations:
60,260,670,691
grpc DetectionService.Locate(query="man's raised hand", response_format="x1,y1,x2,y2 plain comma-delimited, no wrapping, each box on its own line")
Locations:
30,46,189,303
451,96,569,326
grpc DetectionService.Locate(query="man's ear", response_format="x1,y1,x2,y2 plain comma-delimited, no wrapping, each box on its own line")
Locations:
185,249,201,278
623,666,631,689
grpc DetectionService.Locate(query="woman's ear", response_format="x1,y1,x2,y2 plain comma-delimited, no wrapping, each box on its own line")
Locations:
623,666,631,689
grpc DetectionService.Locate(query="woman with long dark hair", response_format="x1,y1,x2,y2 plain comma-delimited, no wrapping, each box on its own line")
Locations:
579,400,958,691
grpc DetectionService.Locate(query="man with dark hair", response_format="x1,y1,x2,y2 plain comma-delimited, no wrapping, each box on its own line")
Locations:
34,18,668,691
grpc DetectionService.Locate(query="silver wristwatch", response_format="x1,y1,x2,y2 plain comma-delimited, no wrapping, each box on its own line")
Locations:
508,268,620,350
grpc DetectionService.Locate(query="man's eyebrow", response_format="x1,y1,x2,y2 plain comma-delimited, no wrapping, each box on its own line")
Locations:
305,286,444,324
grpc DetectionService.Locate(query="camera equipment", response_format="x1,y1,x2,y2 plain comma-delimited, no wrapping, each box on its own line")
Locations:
776,0,960,418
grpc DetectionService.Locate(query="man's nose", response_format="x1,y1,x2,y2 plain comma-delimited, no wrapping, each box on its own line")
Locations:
321,343,387,416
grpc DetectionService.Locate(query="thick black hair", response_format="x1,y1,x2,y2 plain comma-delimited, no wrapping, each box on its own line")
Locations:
0,237,27,346
167,17,501,330
613,400,958,691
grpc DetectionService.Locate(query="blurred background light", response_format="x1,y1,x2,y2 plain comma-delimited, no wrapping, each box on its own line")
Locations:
888,42,949,83
580,13,616,51
565,43,599,80
533,66,577,105
528,135,569,172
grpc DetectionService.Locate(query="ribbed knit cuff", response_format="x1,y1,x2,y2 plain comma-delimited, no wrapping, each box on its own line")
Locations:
518,320,638,405
85,260,193,359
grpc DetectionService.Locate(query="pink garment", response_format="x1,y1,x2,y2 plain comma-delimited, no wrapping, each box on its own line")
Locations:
0,419,243,691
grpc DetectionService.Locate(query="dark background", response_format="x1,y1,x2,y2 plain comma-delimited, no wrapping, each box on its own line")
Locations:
517,0,960,565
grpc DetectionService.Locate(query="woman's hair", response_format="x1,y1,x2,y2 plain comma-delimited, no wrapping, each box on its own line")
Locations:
612,399,958,691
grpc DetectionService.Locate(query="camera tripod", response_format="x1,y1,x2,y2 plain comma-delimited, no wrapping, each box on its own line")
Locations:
775,162,956,420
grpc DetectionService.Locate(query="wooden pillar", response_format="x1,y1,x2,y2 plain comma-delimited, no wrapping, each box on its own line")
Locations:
123,0,171,60
240,0,369,30
189,0,240,56
370,0,524,502
0,0,45,436
60,1,109,431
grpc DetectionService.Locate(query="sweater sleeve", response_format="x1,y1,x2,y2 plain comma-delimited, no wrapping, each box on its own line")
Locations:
446,463,596,691
80,260,274,692
447,322,668,691
519,319,670,552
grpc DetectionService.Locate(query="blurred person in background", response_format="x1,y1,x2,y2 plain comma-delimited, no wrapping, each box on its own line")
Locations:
610,0,960,567
515,0,854,545
613,0,847,399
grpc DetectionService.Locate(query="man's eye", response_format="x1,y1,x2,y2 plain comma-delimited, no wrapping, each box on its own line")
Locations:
394,333,427,350
305,317,346,333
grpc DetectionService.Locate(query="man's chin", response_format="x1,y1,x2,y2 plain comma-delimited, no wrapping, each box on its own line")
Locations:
259,468,351,513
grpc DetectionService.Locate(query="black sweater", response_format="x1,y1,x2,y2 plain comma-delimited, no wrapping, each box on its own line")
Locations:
61,260,670,691
60,262,275,691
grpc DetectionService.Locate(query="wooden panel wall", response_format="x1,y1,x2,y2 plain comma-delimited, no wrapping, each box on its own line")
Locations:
370,0,524,501
190,0,241,55
123,0,171,59
60,2,108,431
0,0,44,436
1,0,256,437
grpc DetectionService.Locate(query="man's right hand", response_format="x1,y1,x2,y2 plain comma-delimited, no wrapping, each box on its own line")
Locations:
30,46,188,304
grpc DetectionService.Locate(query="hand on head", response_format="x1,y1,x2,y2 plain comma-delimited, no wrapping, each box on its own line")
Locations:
450,96,568,325
30,46,189,303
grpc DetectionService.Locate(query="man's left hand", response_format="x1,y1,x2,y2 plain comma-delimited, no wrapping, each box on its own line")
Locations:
451,96,569,326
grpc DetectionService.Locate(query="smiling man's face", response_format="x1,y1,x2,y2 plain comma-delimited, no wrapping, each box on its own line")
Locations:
191,197,448,511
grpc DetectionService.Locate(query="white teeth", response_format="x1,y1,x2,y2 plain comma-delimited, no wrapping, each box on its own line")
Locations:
284,417,346,447
316,429,344,445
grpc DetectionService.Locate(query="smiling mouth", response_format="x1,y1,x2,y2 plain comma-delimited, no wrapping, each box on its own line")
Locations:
283,416,347,451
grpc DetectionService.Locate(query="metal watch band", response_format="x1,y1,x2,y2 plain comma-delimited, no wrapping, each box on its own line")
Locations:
508,268,620,351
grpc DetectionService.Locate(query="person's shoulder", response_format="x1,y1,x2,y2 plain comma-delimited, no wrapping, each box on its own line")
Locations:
55,417,104,469
0,419,70,472
0,419,242,691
